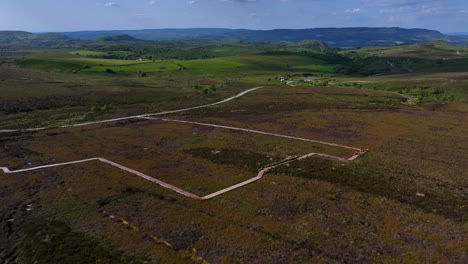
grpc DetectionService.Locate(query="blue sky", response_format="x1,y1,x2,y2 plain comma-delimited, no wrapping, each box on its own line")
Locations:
0,0,467,33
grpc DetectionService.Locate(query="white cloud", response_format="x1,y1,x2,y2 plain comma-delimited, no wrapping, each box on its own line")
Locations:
104,2,120,8
345,8,361,13
220,0,258,3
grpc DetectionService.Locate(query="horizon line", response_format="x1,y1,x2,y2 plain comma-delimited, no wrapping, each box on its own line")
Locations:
0,26,446,34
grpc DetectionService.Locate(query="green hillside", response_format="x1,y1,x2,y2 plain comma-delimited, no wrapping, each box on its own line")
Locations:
343,40,468,59
93,34,139,42
0,31,77,47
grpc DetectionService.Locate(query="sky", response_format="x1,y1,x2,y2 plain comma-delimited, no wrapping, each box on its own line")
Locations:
0,0,467,33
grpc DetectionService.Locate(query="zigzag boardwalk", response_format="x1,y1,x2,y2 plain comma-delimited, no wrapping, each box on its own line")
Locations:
1,152,361,200
0,86,367,199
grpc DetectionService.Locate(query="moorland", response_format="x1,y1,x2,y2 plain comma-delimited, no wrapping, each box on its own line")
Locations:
0,30,467,263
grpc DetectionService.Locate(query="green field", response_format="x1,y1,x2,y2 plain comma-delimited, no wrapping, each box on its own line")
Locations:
10,49,337,77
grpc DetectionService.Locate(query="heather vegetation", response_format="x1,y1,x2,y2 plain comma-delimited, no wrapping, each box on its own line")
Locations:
1,33,467,263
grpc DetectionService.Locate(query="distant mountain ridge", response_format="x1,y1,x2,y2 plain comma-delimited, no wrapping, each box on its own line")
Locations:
64,28,234,42
206,27,445,47
1,27,467,48
448,32,468,37
61,27,467,47
0,31,78,47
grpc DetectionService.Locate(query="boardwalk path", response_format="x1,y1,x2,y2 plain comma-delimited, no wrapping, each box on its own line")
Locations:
1,86,366,199
1,153,360,200
149,117,361,152
0,86,264,133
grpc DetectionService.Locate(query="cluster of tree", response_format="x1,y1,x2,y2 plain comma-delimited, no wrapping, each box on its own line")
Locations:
91,104,113,112
193,84,217,95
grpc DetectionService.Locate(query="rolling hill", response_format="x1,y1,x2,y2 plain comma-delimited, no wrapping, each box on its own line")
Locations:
342,40,468,59
62,27,468,47
0,31,78,47
2,27,468,48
